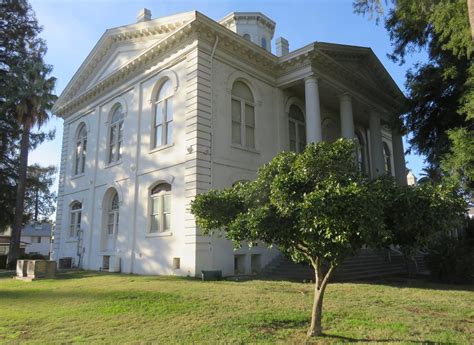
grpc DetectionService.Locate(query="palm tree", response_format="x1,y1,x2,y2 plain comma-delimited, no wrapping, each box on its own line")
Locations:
6,56,56,269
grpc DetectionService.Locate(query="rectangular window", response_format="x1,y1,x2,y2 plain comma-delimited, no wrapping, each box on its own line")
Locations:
165,99,173,145
245,104,255,148
231,99,241,144
289,121,296,152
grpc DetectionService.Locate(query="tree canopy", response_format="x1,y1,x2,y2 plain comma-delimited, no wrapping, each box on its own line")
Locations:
355,0,474,189
191,139,466,336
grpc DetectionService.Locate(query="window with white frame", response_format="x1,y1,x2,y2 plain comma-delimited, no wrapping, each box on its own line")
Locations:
231,81,255,148
74,124,87,175
108,105,124,163
69,201,82,238
153,79,174,148
107,191,119,236
383,142,392,175
150,183,171,233
288,104,306,153
261,37,267,49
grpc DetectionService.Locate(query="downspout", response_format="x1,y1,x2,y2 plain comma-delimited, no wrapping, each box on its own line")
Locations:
209,35,219,269
210,35,219,189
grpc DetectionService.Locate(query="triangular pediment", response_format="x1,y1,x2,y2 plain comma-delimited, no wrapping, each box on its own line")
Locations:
315,42,403,100
77,38,162,93
54,11,197,114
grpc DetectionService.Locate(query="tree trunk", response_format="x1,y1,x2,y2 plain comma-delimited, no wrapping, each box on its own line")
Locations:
468,0,474,41
7,124,31,270
307,263,336,337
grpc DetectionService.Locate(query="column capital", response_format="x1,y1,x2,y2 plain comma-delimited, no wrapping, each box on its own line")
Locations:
304,74,320,83
338,92,352,103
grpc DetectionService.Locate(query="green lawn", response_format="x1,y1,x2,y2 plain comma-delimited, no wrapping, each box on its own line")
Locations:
0,271,473,344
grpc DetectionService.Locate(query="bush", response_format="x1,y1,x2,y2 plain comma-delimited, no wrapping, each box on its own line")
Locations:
425,227,474,284
0,255,6,269
19,253,49,260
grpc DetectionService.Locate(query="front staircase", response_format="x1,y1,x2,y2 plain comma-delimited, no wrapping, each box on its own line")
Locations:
261,249,427,282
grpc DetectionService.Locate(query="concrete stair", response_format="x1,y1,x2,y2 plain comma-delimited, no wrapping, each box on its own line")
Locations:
261,249,427,282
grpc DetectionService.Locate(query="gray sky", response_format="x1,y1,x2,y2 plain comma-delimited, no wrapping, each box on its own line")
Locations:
28,0,426,197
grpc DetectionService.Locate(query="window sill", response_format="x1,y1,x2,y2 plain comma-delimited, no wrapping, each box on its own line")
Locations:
149,143,174,154
231,144,260,155
146,231,173,238
71,173,85,180
104,160,122,169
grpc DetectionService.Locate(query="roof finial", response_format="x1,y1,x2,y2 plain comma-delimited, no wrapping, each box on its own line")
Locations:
137,8,152,23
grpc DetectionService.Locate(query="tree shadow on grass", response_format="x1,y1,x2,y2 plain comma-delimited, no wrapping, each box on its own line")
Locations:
319,333,452,344
343,276,474,293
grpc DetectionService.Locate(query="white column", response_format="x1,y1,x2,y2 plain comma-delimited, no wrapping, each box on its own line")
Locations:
391,128,408,185
369,111,385,177
304,76,322,143
339,93,355,139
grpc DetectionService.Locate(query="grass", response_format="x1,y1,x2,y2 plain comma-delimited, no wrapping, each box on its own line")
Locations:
0,271,473,344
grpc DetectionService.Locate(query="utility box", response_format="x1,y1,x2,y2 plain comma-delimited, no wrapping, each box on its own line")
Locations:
16,260,56,281
201,270,222,281
16,260,28,277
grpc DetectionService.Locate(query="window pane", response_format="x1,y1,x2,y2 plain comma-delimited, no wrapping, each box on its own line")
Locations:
289,121,296,140
108,224,114,235
152,197,160,214
109,144,115,162
155,124,162,147
166,99,173,122
232,122,241,144
245,126,255,148
245,105,255,127
155,102,163,125
110,126,116,144
231,82,254,102
298,124,306,143
77,211,81,228
166,122,173,145
157,80,173,101
151,215,159,233
118,122,123,141
232,99,241,122
70,225,75,237
290,140,296,152
164,214,171,231
163,194,171,213
117,141,122,161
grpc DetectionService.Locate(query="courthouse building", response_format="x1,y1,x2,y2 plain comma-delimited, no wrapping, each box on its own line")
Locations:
52,10,406,276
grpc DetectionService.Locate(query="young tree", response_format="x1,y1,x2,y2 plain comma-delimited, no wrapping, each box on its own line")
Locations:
191,140,390,336
25,164,57,223
0,1,57,268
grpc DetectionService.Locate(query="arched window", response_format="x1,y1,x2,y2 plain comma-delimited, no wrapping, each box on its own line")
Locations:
383,142,392,175
150,183,171,233
261,37,267,49
231,81,255,148
108,105,124,163
153,79,174,148
69,201,82,238
243,34,251,41
74,124,87,175
288,104,306,153
107,191,119,236
355,131,367,173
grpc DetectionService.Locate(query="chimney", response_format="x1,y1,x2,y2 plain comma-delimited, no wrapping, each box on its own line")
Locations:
137,8,152,23
276,37,289,57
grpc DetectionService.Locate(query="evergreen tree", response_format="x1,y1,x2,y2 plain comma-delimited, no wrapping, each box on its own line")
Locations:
25,164,57,223
355,0,474,187
0,0,57,268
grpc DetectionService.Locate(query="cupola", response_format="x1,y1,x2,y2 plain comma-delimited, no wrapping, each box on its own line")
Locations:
219,12,276,53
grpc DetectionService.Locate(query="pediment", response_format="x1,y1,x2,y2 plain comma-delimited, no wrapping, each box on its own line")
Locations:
78,38,162,93
315,42,403,100
54,11,197,114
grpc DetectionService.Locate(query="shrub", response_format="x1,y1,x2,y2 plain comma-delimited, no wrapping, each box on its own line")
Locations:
425,222,474,284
